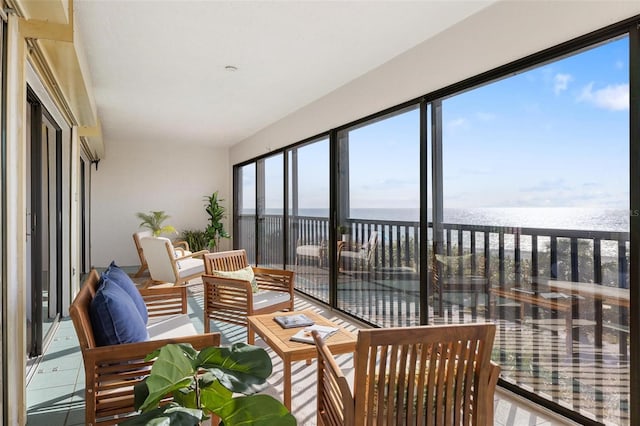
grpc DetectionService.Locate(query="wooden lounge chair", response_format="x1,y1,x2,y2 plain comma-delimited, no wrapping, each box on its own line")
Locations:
140,236,208,286
132,230,190,278
69,269,220,425
340,231,378,271
202,249,295,343
313,322,500,426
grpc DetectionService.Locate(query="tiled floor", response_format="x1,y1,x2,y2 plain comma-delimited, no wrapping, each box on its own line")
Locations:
26,282,578,426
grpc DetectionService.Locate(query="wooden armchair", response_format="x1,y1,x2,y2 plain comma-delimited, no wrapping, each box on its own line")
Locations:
340,231,378,271
70,269,221,425
140,236,208,286
202,249,295,343
313,323,500,426
132,230,190,278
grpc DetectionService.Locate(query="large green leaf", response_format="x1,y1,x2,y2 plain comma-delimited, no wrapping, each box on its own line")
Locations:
120,403,203,426
138,344,197,411
198,378,233,414
216,394,296,426
197,343,272,394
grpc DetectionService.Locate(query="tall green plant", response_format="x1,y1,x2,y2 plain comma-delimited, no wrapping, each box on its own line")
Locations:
181,229,209,252
122,343,296,426
136,211,177,236
204,191,230,250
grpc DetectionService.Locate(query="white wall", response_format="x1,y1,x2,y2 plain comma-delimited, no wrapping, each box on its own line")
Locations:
91,140,231,267
231,0,640,163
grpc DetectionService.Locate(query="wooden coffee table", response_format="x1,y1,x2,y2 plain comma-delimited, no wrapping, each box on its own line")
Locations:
247,309,357,410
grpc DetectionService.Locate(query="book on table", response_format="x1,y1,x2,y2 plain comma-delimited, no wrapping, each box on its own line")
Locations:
273,313,314,329
290,324,339,344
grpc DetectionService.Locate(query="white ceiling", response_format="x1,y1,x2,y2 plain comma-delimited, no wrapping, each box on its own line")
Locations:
74,0,495,148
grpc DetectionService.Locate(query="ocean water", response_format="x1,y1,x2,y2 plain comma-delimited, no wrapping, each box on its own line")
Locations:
289,207,629,233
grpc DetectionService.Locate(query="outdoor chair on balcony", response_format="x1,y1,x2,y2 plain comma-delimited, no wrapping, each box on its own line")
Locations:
340,230,378,272
139,236,208,286
132,230,191,277
295,239,327,267
202,249,295,343
313,322,500,426
70,268,220,425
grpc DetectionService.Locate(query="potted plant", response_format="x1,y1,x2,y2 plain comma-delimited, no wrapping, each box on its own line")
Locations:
136,211,177,236
204,191,230,251
181,229,209,252
122,342,296,426
338,225,350,242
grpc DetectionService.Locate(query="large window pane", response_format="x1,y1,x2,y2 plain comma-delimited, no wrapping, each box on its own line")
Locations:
257,154,284,266
236,164,256,262
438,36,629,424
288,138,330,302
337,106,421,327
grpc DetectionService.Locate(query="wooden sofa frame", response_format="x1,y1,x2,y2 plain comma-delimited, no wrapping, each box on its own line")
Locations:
70,269,220,426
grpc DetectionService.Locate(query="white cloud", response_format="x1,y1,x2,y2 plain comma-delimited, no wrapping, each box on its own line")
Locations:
553,73,572,94
447,117,467,129
578,82,629,111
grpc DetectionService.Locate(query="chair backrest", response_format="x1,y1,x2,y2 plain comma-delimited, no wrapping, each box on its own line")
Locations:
364,231,378,263
317,322,496,426
69,269,101,351
140,236,177,282
204,249,249,273
133,230,153,263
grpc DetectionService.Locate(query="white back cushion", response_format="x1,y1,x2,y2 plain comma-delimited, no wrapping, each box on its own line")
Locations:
140,237,176,283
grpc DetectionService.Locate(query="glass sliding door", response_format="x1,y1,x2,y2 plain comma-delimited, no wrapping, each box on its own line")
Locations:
288,137,330,302
26,89,62,358
235,164,256,262
336,105,421,327
256,154,284,267
437,35,630,424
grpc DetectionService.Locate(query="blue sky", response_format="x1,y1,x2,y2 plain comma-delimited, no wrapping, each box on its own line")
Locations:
244,35,630,214
442,36,629,209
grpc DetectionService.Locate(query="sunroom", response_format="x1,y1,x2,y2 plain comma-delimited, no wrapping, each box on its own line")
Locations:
3,1,640,425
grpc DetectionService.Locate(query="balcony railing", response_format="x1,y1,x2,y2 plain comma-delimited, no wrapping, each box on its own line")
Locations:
237,213,630,424
240,213,629,288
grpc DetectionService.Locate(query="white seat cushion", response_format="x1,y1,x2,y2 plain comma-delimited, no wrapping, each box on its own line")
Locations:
253,290,291,309
177,258,205,278
296,245,322,256
341,250,366,260
147,314,197,339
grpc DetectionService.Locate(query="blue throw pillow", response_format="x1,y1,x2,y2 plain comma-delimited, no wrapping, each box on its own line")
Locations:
104,261,148,324
90,277,149,346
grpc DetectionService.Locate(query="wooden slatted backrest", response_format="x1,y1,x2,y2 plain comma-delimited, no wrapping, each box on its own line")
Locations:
353,323,496,426
69,269,101,351
204,249,249,273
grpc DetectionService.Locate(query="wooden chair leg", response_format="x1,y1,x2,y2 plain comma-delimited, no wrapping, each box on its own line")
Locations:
247,326,255,344
133,264,147,278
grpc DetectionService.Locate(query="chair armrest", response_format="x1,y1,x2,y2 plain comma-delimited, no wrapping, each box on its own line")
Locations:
252,267,295,293
175,249,209,261
139,286,188,316
313,330,354,425
487,361,501,426
84,333,221,365
202,275,254,293
173,240,190,251
202,275,255,313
